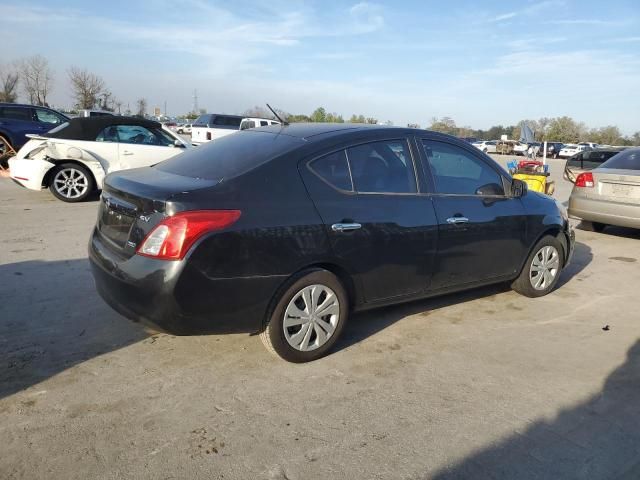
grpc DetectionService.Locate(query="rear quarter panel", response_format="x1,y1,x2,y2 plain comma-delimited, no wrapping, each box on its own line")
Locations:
171,152,333,320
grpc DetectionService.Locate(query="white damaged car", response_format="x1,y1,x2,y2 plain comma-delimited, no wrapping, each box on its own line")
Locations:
9,117,191,202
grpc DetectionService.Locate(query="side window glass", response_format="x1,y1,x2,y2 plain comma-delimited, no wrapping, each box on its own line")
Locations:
1,107,32,121
260,121,268,127
309,150,352,191
35,109,64,124
96,126,119,142
347,140,416,194
115,125,172,146
422,140,504,196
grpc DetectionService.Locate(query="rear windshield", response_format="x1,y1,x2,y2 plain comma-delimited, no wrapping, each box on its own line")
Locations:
600,149,640,171
193,114,212,126
155,130,302,180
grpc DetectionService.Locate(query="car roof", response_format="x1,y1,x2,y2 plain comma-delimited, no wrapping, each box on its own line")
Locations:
45,116,161,141
257,122,409,141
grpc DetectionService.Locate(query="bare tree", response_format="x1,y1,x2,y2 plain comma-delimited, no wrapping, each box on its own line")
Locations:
68,67,106,109
0,63,19,103
19,55,53,106
136,98,147,117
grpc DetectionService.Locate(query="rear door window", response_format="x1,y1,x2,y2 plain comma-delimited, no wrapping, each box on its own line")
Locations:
347,139,416,194
600,149,640,170
309,150,352,191
115,125,174,146
0,106,32,121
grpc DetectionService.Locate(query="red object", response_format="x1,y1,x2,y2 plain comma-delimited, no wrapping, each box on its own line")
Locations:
14,176,29,181
575,172,595,188
137,210,241,260
518,160,543,169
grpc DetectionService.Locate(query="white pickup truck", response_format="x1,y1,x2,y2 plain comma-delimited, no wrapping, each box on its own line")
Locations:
191,114,280,145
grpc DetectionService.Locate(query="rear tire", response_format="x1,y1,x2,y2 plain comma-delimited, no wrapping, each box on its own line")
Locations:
49,163,95,202
261,269,349,362
591,222,607,233
512,236,564,298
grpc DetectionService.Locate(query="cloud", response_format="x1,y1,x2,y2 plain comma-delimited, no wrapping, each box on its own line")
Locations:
605,36,640,43
489,12,517,23
550,19,625,25
349,2,385,33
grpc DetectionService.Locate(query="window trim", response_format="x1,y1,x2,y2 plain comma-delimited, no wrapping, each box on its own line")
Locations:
345,137,421,196
419,136,510,198
305,135,421,196
307,148,355,193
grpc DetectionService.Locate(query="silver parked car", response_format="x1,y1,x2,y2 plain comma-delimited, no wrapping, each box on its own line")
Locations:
568,148,640,232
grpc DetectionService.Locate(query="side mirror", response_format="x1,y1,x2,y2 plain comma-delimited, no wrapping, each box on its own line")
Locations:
476,183,505,196
511,178,527,197
173,139,185,148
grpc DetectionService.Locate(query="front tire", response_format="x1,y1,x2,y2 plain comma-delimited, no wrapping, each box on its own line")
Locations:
49,163,95,202
512,236,564,298
261,269,349,362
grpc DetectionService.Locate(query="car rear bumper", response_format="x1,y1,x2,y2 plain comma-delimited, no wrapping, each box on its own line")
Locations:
89,228,281,334
7,157,51,190
568,195,640,229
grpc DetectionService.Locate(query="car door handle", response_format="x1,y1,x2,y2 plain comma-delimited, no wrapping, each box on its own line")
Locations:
331,223,362,233
446,216,469,224
122,151,134,156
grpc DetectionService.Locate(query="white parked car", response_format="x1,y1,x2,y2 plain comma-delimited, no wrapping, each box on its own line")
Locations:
472,140,498,153
9,117,191,202
579,142,599,149
559,144,591,158
177,123,192,134
191,114,280,145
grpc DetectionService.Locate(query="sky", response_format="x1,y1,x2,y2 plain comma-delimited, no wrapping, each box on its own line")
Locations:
2,0,639,133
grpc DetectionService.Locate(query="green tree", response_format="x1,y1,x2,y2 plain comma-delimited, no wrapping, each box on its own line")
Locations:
310,107,327,123
590,126,623,145
429,116,457,135
348,114,366,123
546,116,586,143
631,132,640,146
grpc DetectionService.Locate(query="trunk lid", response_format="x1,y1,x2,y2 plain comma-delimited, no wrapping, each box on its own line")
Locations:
593,169,640,203
97,167,221,258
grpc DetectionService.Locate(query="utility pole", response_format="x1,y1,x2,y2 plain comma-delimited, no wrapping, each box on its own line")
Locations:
164,100,167,117
193,89,198,113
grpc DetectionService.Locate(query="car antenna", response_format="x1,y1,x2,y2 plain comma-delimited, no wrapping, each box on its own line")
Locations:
266,103,288,126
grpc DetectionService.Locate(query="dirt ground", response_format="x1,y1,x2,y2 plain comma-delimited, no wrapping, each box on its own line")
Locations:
1,156,639,479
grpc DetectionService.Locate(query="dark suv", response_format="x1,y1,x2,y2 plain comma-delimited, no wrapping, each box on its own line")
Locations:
537,142,564,159
0,103,69,155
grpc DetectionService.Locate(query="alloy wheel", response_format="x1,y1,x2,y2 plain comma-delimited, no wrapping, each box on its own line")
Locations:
529,246,560,290
283,284,340,352
53,167,89,199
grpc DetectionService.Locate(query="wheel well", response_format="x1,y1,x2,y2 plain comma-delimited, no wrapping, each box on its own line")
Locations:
42,160,98,188
259,262,357,333
520,227,568,274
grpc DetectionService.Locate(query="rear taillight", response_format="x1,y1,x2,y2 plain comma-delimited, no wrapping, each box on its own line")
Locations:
137,210,241,260
575,172,594,188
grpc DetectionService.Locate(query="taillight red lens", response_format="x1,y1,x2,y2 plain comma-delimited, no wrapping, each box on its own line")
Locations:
137,210,241,260
575,172,594,188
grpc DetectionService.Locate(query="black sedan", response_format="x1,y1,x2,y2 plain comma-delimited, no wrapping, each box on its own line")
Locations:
89,124,575,362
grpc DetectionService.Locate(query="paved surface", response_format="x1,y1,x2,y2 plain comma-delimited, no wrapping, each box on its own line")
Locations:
1,156,639,480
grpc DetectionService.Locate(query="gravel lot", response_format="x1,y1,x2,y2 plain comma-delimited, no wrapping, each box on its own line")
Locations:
1,155,639,480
